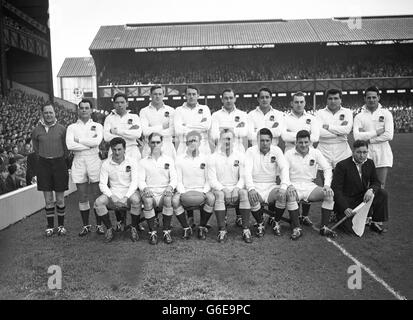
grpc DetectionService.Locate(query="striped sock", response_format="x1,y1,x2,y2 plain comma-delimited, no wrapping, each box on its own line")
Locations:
45,207,55,229
56,205,65,226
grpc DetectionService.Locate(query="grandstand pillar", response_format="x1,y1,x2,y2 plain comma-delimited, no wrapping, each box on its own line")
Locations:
0,2,9,96
46,17,54,102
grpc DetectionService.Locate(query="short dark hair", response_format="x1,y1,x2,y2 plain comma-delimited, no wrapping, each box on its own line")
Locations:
148,132,163,142
150,85,163,94
326,88,342,99
222,88,235,96
186,130,202,142
113,92,128,102
110,137,126,149
258,87,272,97
185,85,199,94
296,130,310,140
353,140,369,149
219,128,235,139
292,91,306,101
258,128,273,140
364,86,380,96
8,164,17,175
78,99,93,109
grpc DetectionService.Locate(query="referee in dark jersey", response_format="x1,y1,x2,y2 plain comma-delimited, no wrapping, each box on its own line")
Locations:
32,104,69,237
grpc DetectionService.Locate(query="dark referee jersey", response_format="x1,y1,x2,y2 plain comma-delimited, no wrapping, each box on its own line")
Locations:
32,120,68,159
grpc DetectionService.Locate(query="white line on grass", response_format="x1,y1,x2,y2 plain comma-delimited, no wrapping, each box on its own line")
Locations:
311,225,407,300
325,237,407,300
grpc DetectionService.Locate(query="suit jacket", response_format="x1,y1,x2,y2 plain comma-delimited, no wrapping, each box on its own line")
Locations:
331,156,381,213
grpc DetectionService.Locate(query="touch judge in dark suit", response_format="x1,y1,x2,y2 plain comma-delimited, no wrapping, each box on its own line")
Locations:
331,140,388,235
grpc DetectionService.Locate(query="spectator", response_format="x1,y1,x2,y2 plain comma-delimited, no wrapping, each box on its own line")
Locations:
5,164,24,193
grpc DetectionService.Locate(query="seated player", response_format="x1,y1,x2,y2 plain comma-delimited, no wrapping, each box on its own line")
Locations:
207,129,252,243
94,137,142,242
245,128,294,238
284,130,336,240
173,130,215,240
138,132,177,245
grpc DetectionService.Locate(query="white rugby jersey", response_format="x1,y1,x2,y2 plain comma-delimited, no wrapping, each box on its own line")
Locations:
139,104,175,142
353,104,394,144
247,106,285,146
66,119,103,156
175,153,210,194
174,103,212,143
285,147,332,187
138,154,177,194
210,106,249,143
282,111,320,150
207,150,245,191
103,110,142,147
316,106,353,144
99,156,138,199
244,145,290,191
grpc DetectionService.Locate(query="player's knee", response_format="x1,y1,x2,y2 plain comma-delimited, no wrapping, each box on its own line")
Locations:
172,194,181,209
205,192,215,207
142,197,153,209
163,196,172,208
238,189,248,200
56,199,65,207
213,190,225,201
129,193,141,206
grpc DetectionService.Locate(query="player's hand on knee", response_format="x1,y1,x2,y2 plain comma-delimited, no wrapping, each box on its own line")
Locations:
322,186,334,199
286,185,296,201
143,187,153,198
231,187,239,205
111,195,120,204
163,186,174,197
248,189,259,204
278,188,287,202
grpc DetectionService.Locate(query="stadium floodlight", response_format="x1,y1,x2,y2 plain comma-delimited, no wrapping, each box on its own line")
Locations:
199,96,205,99
315,92,324,96
243,94,252,98
172,96,182,100
387,90,395,94
134,49,146,52
136,97,145,101
278,93,287,97
397,90,406,93
207,95,215,99
349,91,359,95
342,91,348,95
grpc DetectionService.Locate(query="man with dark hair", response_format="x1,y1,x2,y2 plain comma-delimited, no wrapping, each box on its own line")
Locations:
66,99,105,237
248,88,285,148
103,92,142,164
316,88,353,168
138,132,177,245
332,139,389,234
140,86,176,160
94,137,141,242
285,130,336,239
245,128,294,238
353,86,393,189
207,129,252,243
211,89,249,153
32,104,69,237
173,130,215,240
5,163,24,192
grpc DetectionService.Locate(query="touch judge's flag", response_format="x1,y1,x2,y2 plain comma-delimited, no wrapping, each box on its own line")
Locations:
352,197,374,237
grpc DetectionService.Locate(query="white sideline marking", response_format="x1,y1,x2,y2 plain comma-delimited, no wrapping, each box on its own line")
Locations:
325,237,407,300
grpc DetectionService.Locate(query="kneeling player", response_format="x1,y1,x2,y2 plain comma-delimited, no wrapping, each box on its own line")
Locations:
173,130,215,240
138,133,177,245
245,128,295,237
285,130,336,239
208,129,252,243
94,137,142,242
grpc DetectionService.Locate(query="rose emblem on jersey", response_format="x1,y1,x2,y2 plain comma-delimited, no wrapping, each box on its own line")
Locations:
91,126,96,131
339,114,345,121
379,116,384,122
198,109,203,114
309,159,315,166
126,165,131,172
164,163,169,170
235,116,240,122
270,115,275,121
306,118,311,124
271,156,276,163
200,163,206,169
164,111,169,117
128,119,133,125
234,160,239,167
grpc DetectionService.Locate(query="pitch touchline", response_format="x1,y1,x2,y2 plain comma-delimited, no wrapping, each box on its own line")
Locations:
310,225,407,300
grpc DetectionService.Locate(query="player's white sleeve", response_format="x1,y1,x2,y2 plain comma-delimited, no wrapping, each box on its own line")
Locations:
370,111,394,144
119,116,142,140
353,114,376,140
247,112,256,142
233,113,249,139
236,156,246,189
244,148,255,191
310,118,320,143
281,119,297,143
275,148,290,190
125,161,139,198
173,108,188,136
328,114,353,136
207,155,224,191
79,124,103,148
210,113,220,141
103,115,119,142
186,108,212,132
175,162,186,194
270,113,284,139
66,125,89,151
316,150,333,187
168,159,178,190
137,160,147,191
99,162,112,198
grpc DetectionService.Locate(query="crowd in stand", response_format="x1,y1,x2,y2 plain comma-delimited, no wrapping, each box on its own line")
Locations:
0,89,412,196
101,48,413,86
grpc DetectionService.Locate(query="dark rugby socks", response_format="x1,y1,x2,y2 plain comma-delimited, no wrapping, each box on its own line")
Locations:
56,205,65,226
45,207,55,229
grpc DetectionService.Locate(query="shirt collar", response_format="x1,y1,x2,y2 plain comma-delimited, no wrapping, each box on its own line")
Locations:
149,103,165,110
221,106,237,114
255,106,274,115
289,111,307,118
352,157,367,166
111,109,130,116
39,118,57,128
109,157,126,166
183,102,199,110
76,119,93,125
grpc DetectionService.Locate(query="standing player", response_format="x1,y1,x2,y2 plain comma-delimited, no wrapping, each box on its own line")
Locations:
248,87,284,147
140,85,176,160
285,130,336,240
211,89,249,153
138,133,177,245
353,86,393,188
66,99,104,236
103,92,142,163
245,128,294,238
173,131,215,240
32,104,69,237
174,85,212,156
281,92,320,224
94,137,141,243
207,129,252,243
